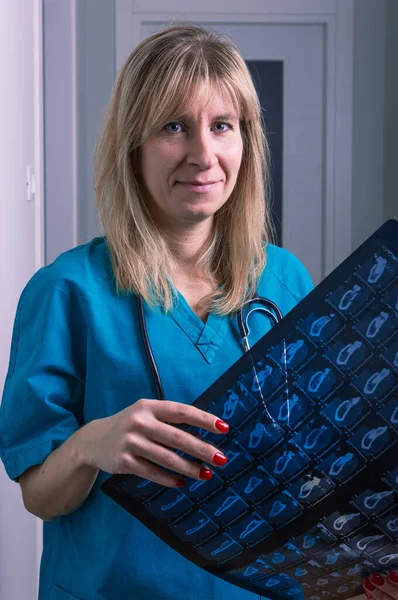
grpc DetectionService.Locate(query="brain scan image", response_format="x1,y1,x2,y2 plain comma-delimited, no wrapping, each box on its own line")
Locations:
102,221,398,600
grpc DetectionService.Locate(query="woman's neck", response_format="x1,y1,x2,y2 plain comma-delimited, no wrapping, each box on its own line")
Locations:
159,220,218,321
161,219,213,279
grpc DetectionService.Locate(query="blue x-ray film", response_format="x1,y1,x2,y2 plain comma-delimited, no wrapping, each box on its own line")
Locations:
101,220,398,600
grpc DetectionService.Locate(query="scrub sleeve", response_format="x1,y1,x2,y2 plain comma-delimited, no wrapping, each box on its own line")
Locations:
0,271,87,482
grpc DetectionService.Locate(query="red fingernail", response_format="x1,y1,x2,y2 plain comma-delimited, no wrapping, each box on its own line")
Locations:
175,479,186,487
388,571,398,583
213,452,228,466
370,573,385,586
363,578,376,592
199,467,213,480
364,591,372,599
215,419,229,433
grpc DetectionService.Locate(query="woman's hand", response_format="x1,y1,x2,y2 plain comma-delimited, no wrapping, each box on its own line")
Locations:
81,399,230,487
362,572,398,600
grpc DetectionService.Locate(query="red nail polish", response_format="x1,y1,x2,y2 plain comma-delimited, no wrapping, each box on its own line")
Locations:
364,591,372,599
215,419,229,433
213,452,228,466
363,578,376,592
388,571,398,584
175,479,186,487
370,573,385,586
199,467,213,480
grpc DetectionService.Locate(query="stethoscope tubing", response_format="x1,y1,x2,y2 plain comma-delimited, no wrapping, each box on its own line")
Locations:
136,295,283,401
137,294,166,400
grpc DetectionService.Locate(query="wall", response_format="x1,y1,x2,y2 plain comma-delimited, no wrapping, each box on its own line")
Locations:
351,0,386,250
0,1,44,599
384,0,398,223
44,0,78,263
75,0,115,246
45,0,115,265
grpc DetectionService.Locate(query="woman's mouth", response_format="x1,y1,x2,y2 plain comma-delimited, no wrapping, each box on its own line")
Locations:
177,181,220,193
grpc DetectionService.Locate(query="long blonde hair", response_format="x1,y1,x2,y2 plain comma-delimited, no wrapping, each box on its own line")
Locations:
93,23,274,315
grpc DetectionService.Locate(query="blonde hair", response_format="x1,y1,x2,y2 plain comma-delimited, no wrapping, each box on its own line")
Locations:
93,23,274,315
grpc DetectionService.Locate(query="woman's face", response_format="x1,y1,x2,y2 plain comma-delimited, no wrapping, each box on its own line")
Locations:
139,87,243,228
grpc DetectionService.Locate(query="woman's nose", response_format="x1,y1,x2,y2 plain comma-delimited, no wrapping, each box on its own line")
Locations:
186,131,217,169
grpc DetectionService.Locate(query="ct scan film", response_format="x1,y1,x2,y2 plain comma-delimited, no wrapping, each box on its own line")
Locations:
101,220,398,600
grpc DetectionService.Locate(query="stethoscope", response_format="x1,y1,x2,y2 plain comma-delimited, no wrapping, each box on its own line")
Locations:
136,295,283,401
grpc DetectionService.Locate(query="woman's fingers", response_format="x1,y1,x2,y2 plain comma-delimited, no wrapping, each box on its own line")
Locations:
363,572,398,600
146,421,227,467
122,452,187,487
130,400,230,469
387,573,398,587
99,399,231,486
149,399,229,434
129,435,221,482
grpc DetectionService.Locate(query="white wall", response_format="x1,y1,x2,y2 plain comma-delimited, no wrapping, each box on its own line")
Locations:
0,1,44,599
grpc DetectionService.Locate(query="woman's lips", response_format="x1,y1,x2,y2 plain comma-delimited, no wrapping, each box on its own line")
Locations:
177,181,220,192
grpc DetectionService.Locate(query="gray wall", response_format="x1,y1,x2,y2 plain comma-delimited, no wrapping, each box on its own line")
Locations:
44,0,76,263
44,0,115,265
384,0,398,222
352,0,386,250
75,0,115,244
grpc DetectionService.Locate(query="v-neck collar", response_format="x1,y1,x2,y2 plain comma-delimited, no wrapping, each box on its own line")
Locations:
169,291,230,364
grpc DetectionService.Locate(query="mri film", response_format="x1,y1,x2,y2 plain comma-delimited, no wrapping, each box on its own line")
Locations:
101,220,398,600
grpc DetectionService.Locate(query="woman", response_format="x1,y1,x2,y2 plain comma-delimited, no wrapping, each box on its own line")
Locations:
0,23,394,600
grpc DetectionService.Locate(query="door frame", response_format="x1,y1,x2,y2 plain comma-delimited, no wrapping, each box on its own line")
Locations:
115,0,354,278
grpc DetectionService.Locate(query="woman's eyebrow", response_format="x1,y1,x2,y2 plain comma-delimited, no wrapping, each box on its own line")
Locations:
212,114,239,122
173,113,239,123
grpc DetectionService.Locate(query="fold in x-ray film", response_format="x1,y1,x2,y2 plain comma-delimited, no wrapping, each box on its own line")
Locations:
101,220,398,600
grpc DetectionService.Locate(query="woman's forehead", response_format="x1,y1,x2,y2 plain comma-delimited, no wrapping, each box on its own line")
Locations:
163,81,240,120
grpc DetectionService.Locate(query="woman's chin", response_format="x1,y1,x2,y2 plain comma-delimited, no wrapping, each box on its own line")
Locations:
178,199,226,221
178,208,218,223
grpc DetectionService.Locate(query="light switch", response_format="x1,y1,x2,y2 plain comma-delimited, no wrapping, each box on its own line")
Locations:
26,165,36,202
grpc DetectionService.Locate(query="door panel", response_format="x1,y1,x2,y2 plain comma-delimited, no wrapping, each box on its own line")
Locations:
246,60,283,247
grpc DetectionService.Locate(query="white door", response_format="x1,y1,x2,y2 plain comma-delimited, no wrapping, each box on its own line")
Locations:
141,22,324,285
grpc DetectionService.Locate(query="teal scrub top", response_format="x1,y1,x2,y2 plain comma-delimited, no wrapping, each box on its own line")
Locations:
0,237,314,600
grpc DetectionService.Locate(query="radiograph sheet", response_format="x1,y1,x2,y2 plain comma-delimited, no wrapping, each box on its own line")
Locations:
101,220,398,600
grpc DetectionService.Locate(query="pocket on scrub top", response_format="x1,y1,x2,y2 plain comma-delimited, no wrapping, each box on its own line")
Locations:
53,584,85,600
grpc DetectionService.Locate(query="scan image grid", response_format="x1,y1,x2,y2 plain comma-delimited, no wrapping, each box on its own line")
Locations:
102,225,398,600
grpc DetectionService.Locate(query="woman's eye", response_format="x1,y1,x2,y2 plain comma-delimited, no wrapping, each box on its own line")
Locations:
164,122,183,133
163,121,232,134
213,122,231,132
